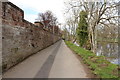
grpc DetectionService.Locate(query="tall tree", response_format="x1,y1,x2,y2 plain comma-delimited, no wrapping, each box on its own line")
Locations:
62,25,70,41
37,10,58,28
77,10,88,47
64,0,120,52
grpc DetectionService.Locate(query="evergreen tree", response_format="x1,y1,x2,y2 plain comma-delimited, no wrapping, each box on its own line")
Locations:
77,10,88,47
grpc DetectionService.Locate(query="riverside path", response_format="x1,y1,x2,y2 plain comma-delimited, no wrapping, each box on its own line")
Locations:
3,40,93,78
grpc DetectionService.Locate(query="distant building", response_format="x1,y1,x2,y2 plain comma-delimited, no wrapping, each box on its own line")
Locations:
34,21,60,35
34,21,44,28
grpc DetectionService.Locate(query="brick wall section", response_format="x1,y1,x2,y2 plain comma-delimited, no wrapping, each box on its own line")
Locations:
2,2,61,72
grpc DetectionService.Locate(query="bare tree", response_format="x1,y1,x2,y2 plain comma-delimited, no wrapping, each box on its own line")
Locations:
64,0,120,52
66,17,78,42
62,25,71,40
64,1,80,42
37,10,58,28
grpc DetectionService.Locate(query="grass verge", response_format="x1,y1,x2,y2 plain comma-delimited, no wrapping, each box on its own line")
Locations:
65,41,119,78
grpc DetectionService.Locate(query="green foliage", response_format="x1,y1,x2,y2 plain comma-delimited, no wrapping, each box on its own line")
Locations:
77,10,88,47
65,41,119,78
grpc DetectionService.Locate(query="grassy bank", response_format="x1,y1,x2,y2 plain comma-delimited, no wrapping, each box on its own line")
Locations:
65,41,119,78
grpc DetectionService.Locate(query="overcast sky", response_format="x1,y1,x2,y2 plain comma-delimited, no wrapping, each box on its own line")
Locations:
9,0,66,24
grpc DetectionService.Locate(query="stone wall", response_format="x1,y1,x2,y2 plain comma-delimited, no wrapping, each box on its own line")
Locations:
0,1,2,75
1,2,61,72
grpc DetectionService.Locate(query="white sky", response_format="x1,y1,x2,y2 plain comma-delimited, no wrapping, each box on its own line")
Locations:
9,0,66,24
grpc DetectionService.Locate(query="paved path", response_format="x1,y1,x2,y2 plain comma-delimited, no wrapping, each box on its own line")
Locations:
3,40,92,78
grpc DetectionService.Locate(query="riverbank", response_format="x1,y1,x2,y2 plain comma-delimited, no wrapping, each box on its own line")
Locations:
65,41,119,78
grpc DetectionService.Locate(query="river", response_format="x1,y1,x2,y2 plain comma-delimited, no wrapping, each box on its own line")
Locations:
74,41,119,65
96,42,119,65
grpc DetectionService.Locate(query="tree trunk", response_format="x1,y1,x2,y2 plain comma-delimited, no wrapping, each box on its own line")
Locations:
72,38,77,43
91,27,97,53
88,25,93,51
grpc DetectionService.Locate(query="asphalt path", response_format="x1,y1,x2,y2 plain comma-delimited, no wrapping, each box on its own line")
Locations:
3,40,92,78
